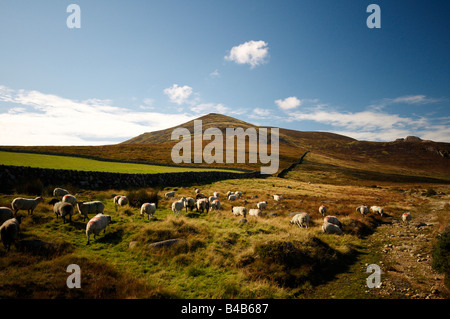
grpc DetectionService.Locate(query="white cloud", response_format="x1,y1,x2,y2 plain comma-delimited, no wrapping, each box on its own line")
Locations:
225,40,269,68
163,84,193,105
209,69,220,78
0,86,196,145
190,103,229,114
275,96,301,110
390,95,440,104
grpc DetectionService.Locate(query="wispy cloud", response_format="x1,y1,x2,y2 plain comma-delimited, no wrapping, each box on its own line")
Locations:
225,40,269,68
275,96,301,110
0,85,196,145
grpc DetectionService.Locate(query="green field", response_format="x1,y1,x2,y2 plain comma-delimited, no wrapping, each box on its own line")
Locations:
0,151,242,174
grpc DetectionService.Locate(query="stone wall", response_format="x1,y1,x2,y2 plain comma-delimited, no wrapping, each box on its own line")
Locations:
0,164,263,192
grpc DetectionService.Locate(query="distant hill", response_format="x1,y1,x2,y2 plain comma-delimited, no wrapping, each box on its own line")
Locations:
1,113,449,183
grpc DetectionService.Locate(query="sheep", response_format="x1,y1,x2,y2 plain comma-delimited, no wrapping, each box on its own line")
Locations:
322,222,342,235
53,201,74,224
11,196,44,215
113,195,122,205
86,214,111,244
196,193,207,199
0,217,21,251
165,191,175,200
228,194,237,201
184,197,196,212
319,205,327,216
0,207,14,226
117,196,128,207
226,191,235,197
370,206,384,217
356,205,369,216
53,187,69,197
235,191,243,198
232,206,247,218
289,212,310,228
256,201,268,210
402,212,412,224
208,196,218,203
213,192,220,198
323,216,342,228
196,198,209,214
209,199,221,212
77,201,105,221
171,197,186,215
140,203,156,220
194,188,200,194
62,194,77,207
248,208,262,217
273,195,283,202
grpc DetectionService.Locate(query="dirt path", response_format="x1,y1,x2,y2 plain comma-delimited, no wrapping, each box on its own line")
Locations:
368,196,448,299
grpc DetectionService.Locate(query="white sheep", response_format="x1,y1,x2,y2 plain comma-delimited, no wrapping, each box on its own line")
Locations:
248,208,262,217
86,214,111,244
184,197,196,212
53,201,74,224
196,198,209,213
172,197,186,215
113,195,122,205
140,203,156,220
195,188,200,194
53,187,69,197
209,199,221,212
256,201,268,210
0,217,20,251
226,191,235,197
322,222,343,235
235,191,243,198
290,212,310,228
165,191,175,199
356,205,369,216
232,206,247,218
323,216,342,228
11,196,44,215
208,196,218,203
402,212,412,224
62,194,77,207
0,207,14,226
117,196,128,207
228,194,237,201
213,192,220,198
77,201,105,221
319,205,327,216
370,206,384,217
273,194,283,202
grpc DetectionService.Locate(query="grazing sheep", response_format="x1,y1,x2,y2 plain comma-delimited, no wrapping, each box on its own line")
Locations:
194,188,200,194
235,191,243,198
356,205,369,216
370,206,384,217
213,192,220,198
184,197,196,212
117,196,128,207
226,191,235,197
208,196,218,203
196,198,209,214
165,191,176,199
256,201,268,210
402,212,412,224
319,205,327,216
273,195,283,202
172,197,186,215
77,201,105,221
62,194,77,207
232,206,247,218
196,193,207,199
248,208,262,217
113,195,122,205
290,212,310,228
11,196,44,215
228,194,237,201
0,217,21,251
53,201,74,224
324,216,342,228
210,199,221,212
0,207,14,226
86,214,111,244
322,222,342,235
53,188,69,197
140,203,156,220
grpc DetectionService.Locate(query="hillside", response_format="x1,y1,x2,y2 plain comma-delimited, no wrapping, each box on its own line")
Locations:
1,113,449,183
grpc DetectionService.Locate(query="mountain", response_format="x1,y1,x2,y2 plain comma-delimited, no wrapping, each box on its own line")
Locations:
1,113,449,183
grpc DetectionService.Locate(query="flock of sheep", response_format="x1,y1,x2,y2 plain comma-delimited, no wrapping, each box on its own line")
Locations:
0,186,414,251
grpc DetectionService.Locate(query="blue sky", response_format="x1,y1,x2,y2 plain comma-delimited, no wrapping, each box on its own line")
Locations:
0,0,449,145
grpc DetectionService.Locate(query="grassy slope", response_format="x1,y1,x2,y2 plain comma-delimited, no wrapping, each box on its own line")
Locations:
0,151,242,174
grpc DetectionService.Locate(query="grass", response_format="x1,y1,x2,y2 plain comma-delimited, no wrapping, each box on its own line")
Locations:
0,151,243,174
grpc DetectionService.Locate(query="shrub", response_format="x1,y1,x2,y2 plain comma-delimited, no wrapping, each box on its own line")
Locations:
432,229,450,289
126,188,158,208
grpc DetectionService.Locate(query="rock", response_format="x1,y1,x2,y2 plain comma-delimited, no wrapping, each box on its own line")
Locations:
148,238,186,248
129,241,138,249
